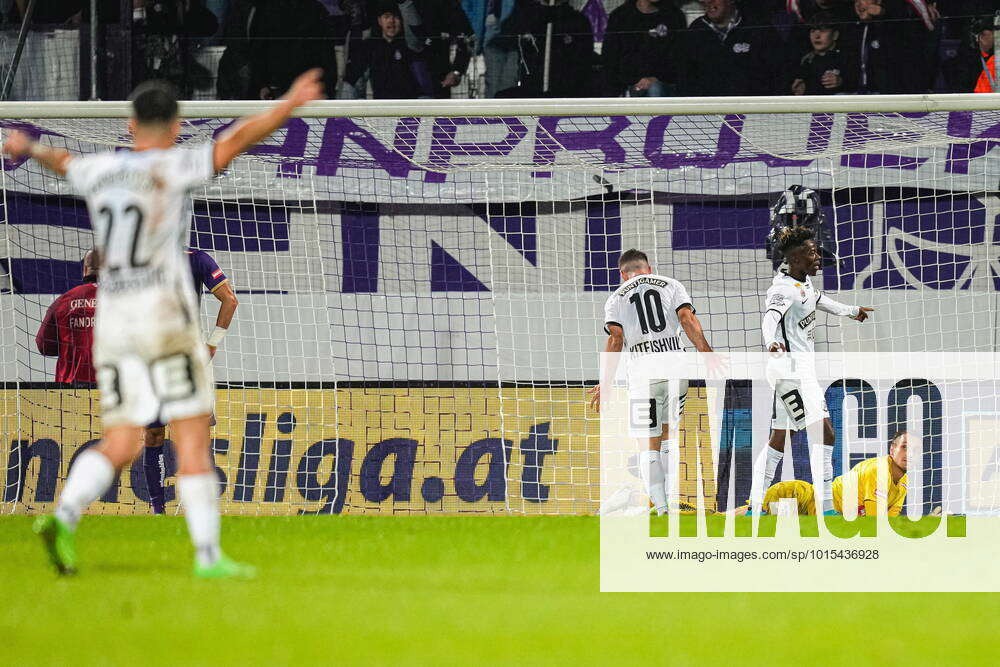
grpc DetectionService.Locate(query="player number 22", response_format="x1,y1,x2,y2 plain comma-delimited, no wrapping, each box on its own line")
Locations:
629,290,667,335
98,204,148,270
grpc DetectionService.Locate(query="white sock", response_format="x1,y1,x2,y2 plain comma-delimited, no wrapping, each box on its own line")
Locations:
822,445,834,512
178,473,221,568
763,445,783,488
753,445,784,510
659,438,678,507
55,449,115,530
639,450,668,515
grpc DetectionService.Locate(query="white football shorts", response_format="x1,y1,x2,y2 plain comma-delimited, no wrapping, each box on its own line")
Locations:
628,379,689,438
94,316,214,429
771,377,829,431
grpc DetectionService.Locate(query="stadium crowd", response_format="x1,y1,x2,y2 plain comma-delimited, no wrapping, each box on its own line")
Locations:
3,0,1000,99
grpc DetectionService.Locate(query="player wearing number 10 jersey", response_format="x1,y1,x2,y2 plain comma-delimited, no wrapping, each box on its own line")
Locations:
589,249,715,515
5,69,325,578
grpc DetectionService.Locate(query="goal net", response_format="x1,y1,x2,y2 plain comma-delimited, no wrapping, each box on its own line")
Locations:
2,96,999,516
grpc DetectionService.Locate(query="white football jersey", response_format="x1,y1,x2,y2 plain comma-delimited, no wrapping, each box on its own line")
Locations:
763,270,821,355
603,274,693,358
65,145,214,336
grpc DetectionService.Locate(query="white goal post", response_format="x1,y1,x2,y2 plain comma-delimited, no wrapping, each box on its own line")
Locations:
2,94,999,516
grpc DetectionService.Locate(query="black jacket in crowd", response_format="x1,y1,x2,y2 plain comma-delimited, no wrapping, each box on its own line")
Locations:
835,0,935,94
414,0,474,98
942,44,989,93
794,48,857,94
601,0,687,95
217,0,338,100
843,18,923,93
345,34,434,99
500,0,595,97
676,13,779,96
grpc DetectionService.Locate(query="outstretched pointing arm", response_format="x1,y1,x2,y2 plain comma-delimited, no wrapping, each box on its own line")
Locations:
213,68,325,173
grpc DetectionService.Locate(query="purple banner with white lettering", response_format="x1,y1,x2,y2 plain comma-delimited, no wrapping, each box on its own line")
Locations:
7,112,1000,202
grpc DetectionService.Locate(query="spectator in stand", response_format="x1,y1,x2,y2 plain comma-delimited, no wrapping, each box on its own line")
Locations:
35,250,98,386
601,0,686,97
466,0,520,98
495,0,595,97
134,1,220,97
943,15,995,92
415,0,473,98
844,0,937,94
974,16,1000,91
217,0,337,100
336,0,373,98
675,0,779,97
784,0,857,64
791,11,857,94
344,2,434,98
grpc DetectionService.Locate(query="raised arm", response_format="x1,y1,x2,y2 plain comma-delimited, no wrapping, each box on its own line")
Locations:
212,68,325,173
816,292,873,322
3,131,73,176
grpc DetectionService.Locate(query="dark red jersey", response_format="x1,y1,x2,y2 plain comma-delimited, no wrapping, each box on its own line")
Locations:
36,278,97,383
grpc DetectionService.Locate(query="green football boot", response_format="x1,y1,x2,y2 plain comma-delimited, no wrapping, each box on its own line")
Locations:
194,555,256,580
34,515,77,575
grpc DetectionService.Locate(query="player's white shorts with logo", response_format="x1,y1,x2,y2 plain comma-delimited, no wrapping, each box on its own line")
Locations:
94,293,214,428
771,377,829,431
628,379,689,438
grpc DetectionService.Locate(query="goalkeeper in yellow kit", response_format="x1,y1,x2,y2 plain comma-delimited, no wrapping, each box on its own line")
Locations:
747,430,909,516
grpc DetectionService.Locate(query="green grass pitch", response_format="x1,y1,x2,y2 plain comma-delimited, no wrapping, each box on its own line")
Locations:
1,515,998,665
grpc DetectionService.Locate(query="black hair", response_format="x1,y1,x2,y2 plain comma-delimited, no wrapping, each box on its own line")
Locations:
808,11,839,32
889,430,907,448
374,1,402,19
775,226,815,258
129,80,179,125
618,249,650,271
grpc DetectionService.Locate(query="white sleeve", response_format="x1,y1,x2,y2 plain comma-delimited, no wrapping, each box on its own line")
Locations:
63,153,99,194
670,280,695,314
816,292,859,317
166,143,215,190
762,285,795,349
763,284,795,317
762,309,783,349
603,295,622,334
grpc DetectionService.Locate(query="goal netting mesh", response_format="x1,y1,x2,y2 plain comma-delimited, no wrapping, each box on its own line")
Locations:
2,99,999,516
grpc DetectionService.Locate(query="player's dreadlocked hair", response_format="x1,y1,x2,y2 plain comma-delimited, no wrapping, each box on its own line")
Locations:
618,249,650,273
130,80,179,125
775,225,815,258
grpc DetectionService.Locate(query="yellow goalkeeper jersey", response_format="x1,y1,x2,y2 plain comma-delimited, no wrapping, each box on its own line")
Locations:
832,455,908,517
761,480,816,515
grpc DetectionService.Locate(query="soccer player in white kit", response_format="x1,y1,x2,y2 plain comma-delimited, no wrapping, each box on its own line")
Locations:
754,226,873,515
5,69,324,577
589,249,716,515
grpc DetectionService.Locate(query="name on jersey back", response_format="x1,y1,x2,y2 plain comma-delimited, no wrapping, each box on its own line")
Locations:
629,337,682,356
619,276,669,295
102,266,168,295
85,169,159,196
